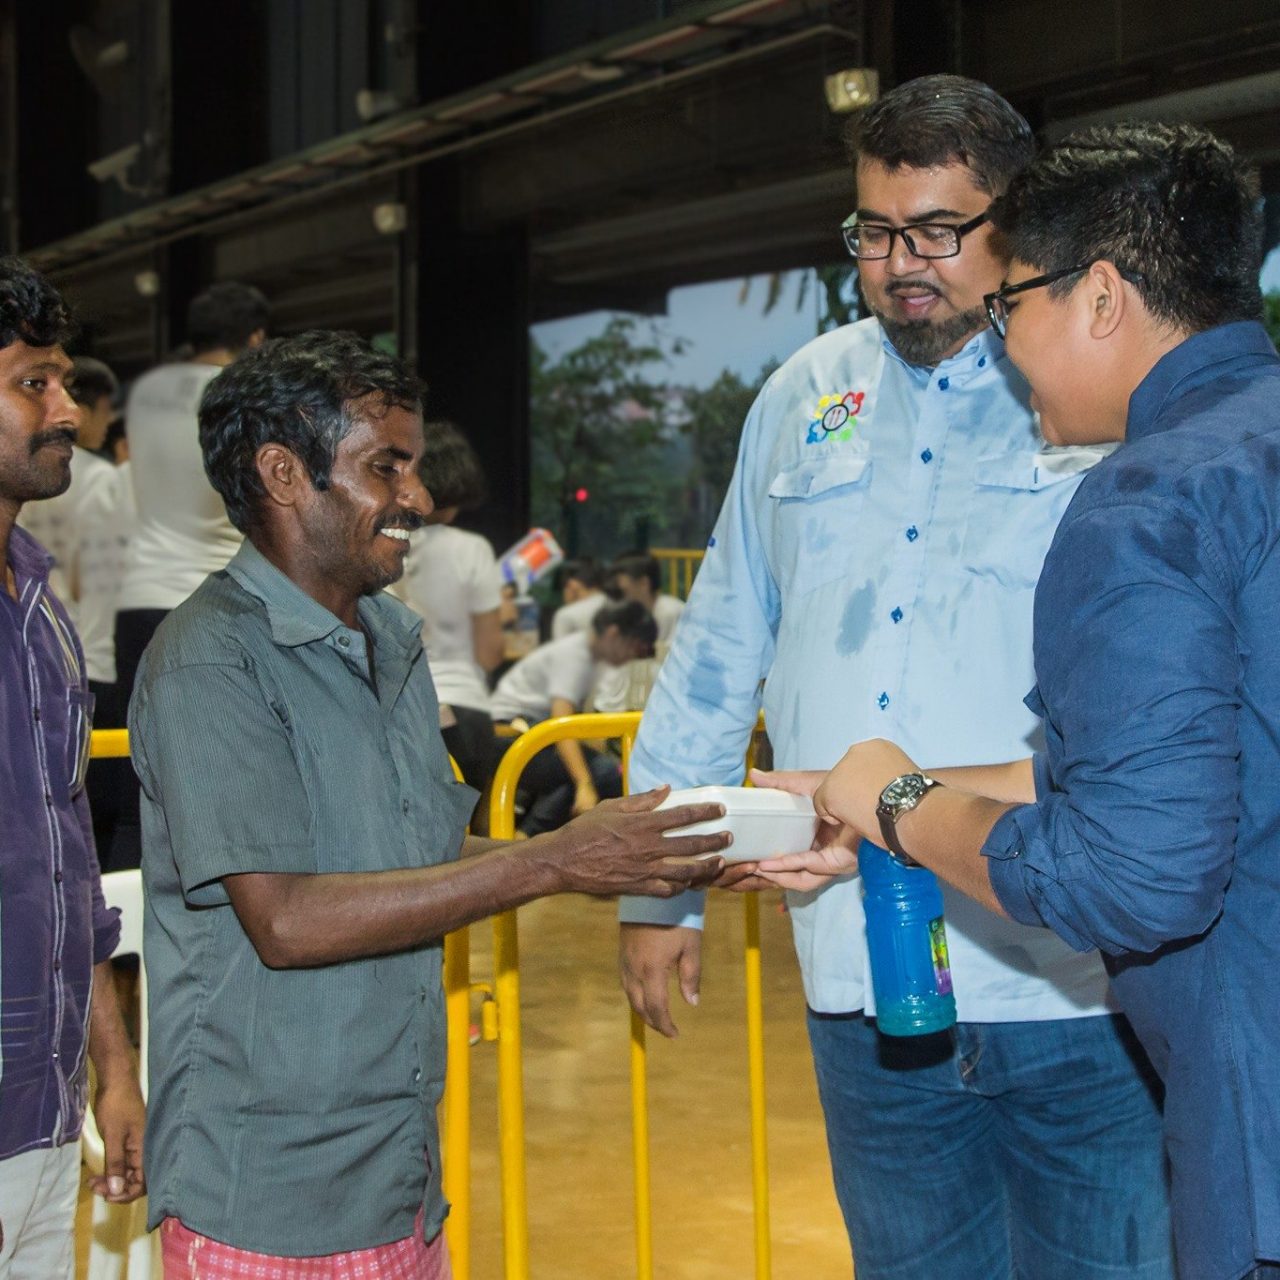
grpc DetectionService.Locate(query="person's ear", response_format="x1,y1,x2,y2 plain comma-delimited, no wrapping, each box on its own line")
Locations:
255,443,308,511
247,329,267,349
1086,261,1127,340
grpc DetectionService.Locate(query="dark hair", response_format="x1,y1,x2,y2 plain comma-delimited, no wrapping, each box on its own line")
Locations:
592,599,658,648
69,356,118,409
558,557,603,592
419,420,487,511
186,281,271,354
0,256,74,351
847,74,1034,195
990,121,1263,334
610,552,661,591
199,329,426,533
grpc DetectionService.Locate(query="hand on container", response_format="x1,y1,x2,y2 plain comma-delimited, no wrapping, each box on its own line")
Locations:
544,786,729,899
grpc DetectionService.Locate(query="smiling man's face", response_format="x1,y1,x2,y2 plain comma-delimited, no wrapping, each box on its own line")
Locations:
855,159,1007,366
0,341,79,514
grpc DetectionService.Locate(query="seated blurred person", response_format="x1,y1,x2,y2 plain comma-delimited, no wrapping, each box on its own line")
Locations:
392,420,503,796
550,557,606,639
491,601,655,834
595,551,685,713
608,551,684,643
18,355,132,856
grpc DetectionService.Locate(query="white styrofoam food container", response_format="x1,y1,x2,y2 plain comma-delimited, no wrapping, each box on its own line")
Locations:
657,785,818,863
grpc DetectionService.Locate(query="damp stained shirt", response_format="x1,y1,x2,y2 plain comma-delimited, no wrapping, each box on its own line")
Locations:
982,321,1280,1280
622,317,1114,1021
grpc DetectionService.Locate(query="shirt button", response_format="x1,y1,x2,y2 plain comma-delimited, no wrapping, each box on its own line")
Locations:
890,607,903,624
54,871,63,884
337,635,351,648
53,960,61,973
402,800,411,815
877,692,890,710
51,1051,59,1061
978,355,987,367
413,1069,422,1083
937,377,950,391
920,449,933,464
905,526,919,542
44,791,53,806
33,708,41,723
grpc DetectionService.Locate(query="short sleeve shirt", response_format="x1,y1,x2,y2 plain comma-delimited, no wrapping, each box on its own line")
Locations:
130,540,475,1255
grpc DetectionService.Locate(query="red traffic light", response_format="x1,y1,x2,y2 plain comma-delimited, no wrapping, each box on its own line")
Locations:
574,487,589,503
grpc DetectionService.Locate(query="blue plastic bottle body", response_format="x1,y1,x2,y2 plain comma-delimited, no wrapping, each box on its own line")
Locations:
858,839,957,1036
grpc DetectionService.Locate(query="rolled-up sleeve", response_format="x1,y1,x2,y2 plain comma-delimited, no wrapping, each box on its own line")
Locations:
983,499,1239,957
130,658,315,907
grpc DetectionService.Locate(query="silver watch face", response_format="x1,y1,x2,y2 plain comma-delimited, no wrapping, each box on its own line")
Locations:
881,773,928,810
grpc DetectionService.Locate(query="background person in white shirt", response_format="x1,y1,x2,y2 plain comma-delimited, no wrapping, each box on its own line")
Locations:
393,420,504,801
550,557,606,639
607,551,683,642
112,280,269,867
491,600,655,835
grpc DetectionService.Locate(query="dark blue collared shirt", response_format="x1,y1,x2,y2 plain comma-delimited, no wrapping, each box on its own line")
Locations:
984,321,1280,1280
0,525,119,1158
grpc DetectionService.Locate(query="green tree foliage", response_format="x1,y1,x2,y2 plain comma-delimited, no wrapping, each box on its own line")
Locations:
680,362,774,504
1264,292,1280,349
529,316,684,555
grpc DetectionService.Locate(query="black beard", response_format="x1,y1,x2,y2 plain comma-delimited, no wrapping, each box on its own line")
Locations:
869,301,988,367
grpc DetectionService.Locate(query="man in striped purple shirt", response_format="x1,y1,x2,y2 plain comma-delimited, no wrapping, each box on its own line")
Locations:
0,257,144,1277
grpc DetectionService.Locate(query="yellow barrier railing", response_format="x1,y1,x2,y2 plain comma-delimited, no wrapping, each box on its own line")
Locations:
651,548,705,600
88,729,477,1278
487,713,771,1280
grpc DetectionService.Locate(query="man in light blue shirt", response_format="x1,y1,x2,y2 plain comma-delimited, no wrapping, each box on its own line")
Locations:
618,76,1173,1278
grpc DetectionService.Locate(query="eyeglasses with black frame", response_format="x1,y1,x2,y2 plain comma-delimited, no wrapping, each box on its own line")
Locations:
984,263,1147,339
841,210,990,261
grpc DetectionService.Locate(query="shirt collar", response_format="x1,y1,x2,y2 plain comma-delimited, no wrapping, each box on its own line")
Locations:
7,524,53,587
1127,321,1279,443
880,324,1006,382
226,539,421,656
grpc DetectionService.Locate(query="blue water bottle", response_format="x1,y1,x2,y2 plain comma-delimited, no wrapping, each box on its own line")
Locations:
858,839,956,1036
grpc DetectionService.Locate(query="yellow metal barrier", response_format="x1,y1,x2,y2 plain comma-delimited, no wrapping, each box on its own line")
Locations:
651,548,705,600
487,713,772,1280
88,729,477,1280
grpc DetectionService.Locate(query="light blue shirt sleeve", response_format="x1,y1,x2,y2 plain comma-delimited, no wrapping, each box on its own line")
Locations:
620,380,782,928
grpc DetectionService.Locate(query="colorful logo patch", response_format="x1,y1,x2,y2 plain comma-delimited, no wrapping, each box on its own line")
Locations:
806,390,865,444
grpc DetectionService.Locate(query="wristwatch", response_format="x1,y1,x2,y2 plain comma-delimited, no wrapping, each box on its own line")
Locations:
876,772,941,862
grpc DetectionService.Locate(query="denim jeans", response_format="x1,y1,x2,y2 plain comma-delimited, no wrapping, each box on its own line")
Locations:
806,1010,1173,1280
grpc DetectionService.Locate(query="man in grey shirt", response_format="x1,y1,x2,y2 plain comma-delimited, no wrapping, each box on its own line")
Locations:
129,331,729,1272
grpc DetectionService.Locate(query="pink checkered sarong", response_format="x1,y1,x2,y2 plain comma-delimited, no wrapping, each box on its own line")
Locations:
160,1214,451,1280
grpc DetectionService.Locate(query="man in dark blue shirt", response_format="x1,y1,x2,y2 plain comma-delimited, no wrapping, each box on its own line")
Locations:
754,123,1280,1279
0,257,145,1275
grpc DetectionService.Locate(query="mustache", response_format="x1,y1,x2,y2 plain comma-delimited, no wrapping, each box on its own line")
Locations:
29,427,76,456
379,513,426,534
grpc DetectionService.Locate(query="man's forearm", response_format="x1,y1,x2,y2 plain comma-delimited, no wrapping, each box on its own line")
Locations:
896,788,1017,916
225,842,565,968
555,737,593,789
88,960,138,1087
926,758,1036,805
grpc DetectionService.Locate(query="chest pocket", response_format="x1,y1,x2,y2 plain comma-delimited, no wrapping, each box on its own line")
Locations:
767,453,872,601
961,448,1104,591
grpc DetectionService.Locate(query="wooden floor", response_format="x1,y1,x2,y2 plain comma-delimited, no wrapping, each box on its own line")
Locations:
79,888,850,1278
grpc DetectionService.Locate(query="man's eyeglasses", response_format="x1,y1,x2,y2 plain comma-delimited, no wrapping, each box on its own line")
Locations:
841,211,989,261
984,263,1146,338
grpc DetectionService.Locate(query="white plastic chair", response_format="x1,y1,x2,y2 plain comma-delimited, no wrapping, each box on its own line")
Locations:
81,868,158,1279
